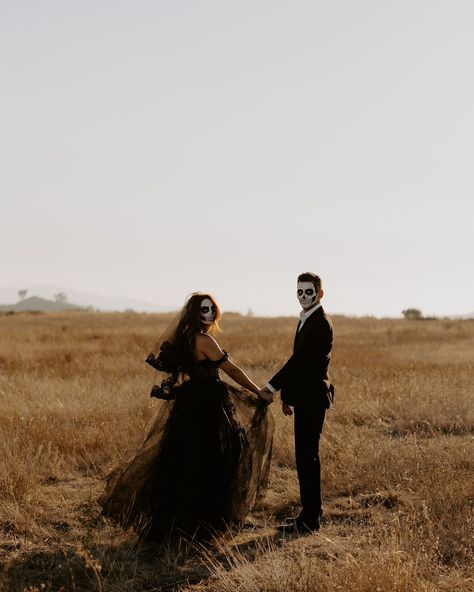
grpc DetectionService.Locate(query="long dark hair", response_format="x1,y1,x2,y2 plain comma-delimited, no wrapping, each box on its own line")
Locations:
151,293,221,376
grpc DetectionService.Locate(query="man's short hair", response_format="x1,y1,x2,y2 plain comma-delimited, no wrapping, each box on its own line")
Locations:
297,272,322,292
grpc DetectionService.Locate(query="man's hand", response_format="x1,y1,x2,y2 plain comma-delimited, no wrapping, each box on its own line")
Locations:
282,402,293,416
258,387,274,403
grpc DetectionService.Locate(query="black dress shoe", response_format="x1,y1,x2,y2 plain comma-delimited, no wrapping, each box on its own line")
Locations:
297,509,323,522
295,518,320,532
279,517,320,533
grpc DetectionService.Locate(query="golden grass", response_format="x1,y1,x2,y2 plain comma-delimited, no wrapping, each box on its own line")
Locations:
0,311,473,591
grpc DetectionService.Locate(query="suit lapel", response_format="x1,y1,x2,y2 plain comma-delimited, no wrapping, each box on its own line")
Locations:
293,320,301,349
293,306,324,352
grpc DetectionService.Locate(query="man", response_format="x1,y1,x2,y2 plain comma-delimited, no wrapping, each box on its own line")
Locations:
262,272,334,532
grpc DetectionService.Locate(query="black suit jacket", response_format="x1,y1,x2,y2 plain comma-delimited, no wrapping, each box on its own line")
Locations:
269,306,333,406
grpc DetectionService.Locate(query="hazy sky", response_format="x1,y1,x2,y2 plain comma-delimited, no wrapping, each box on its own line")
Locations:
1,0,473,317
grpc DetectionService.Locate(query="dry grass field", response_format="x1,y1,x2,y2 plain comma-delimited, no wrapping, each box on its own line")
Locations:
0,311,473,591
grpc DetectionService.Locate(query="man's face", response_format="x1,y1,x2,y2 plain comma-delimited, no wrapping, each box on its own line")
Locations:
297,282,318,310
200,298,216,325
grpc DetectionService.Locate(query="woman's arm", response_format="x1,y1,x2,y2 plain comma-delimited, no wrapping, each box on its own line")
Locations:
196,334,272,400
220,358,261,396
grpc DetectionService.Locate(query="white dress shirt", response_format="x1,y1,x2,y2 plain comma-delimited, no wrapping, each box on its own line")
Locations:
266,303,322,393
297,302,322,331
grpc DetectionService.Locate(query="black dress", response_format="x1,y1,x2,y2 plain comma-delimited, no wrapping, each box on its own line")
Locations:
99,353,274,540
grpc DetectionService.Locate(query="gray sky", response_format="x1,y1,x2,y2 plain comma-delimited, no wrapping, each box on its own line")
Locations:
1,0,473,317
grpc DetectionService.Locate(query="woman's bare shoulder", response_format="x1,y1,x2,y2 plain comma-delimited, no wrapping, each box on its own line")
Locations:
195,333,222,353
196,332,214,343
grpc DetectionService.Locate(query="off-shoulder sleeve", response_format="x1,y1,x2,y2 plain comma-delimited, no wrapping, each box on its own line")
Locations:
215,351,229,366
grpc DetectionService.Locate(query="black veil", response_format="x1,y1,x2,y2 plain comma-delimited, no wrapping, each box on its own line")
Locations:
145,314,185,400
99,299,274,540
144,293,221,398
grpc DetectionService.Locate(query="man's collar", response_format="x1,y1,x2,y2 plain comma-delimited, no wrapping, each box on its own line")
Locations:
299,302,322,322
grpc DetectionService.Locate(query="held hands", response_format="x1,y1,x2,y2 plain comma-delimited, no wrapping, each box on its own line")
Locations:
282,402,293,416
258,387,274,403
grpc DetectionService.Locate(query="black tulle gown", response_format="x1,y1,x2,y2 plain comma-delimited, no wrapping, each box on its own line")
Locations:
99,353,274,540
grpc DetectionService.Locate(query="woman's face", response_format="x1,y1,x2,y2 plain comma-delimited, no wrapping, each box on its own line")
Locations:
199,298,217,325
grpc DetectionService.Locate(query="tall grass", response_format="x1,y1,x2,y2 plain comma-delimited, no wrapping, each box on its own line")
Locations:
0,312,472,591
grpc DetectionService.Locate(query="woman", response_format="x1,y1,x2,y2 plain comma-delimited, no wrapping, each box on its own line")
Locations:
99,293,274,541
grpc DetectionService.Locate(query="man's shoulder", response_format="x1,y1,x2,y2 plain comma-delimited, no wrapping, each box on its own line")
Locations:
321,308,333,326
306,307,333,335
312,306,332,324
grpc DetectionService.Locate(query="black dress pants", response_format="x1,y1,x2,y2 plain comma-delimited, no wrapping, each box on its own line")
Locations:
294,400,326,522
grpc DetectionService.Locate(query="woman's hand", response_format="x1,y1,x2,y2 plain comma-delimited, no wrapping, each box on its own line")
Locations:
258,387,274,403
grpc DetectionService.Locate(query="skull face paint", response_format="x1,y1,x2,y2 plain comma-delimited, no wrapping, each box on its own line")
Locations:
200,298,216,325
297,282,318,310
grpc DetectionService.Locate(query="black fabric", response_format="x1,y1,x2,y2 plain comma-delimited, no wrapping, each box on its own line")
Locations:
269,306,334,521
294,399,326,521
270,306,333,406
99,358,274,541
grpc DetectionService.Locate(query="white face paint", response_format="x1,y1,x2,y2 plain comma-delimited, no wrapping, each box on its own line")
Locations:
297,282,318,310
200,298,216,325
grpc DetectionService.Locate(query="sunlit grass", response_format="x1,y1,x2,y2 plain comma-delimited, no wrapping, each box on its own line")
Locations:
0,312,473,591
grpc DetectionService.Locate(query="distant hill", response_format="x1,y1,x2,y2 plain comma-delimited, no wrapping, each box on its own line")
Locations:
0,286,175,313
0,296,85,313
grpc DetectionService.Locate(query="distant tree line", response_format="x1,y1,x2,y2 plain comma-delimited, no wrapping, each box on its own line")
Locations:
402,308,423,320
18,289,68,304
402,308,439,320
